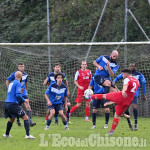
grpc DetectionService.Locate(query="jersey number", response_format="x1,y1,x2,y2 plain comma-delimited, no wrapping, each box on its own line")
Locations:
131,82,136,93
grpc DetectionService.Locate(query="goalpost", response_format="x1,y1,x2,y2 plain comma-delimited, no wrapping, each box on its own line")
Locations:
0,42,150,117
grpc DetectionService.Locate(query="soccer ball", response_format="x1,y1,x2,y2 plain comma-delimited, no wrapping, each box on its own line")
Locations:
84,89,93,99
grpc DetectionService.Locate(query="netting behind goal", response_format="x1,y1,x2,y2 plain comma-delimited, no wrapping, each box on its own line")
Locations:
0,42,150,117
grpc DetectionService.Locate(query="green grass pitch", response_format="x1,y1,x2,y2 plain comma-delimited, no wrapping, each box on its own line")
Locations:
0,116,150,150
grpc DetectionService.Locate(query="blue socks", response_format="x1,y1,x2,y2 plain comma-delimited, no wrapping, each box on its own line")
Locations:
133,109,138,124
105,113,110,124
92,113,97,125
24,120,30,136
6,121,13,135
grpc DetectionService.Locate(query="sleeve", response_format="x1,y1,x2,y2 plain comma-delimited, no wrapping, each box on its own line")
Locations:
74,71,79,80
7,72,15,81
48,74,51,83
63,73,67,81
112,65,119,74
89,70,92,80
89,77,94,87
123,78,130,85
25,75,28,83
16,82,25,102
113,73,123,83
45,85,51,95
96,56,103,64
64,87,68,97
139,73,146,95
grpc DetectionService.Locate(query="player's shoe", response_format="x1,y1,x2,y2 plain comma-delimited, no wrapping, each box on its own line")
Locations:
134,124,138,131
109,130,114,135
45,126,50,130
129,124,133,131
104,124,108,129
65,126,69,130
17,121,22,127
25,135,35,139
55,120,58,125
91,125,96,129
30,122,36,127
3,133,12,138
85,119,91,122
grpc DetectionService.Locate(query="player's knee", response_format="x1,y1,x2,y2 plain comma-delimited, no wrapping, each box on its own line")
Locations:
132,104,137,109
10,118,15,123
104,80,111,86
86,102,90,107
77,103,81,107
22,114,28,120
105,108,110,113
93,109,97,113
67,102,71,107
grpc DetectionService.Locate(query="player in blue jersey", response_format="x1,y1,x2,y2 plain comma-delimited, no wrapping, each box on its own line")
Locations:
4,71,35,139
89,76,111,129
43,63,71,124
93,50,119,94
113,62,147,130
6,62,36,127
44,73,69,130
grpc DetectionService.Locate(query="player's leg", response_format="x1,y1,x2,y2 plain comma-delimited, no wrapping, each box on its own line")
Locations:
45,106,55,130
132,96,138,130
104,107,110,129
45,109,50,123
23,96,36,127
124,107,133,131
85,101,90,121
58,105,69,130
54,111,59,125
66,101,71,123
16,101,23,127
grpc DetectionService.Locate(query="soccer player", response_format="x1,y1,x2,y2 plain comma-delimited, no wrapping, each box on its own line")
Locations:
89,76,110,129
113,62,147,130
3,71,35,139
70,61,91,121
90,69,139,135
45,73,69,130
93,50,119,93
6,62,36,127
43,63,71,124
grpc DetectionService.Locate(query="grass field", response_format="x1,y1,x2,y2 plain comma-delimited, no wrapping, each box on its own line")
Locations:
0,116,149,150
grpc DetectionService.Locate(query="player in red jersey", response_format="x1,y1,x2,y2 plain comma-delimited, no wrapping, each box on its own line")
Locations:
90,69,139,135
70,61,91,121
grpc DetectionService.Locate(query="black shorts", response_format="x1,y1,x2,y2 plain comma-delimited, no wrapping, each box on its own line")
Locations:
5,103,25,118
94,75,110,85
92,99,108,109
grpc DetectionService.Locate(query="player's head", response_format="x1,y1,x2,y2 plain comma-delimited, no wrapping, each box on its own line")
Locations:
110,50,119,61
15,71,22,81
129,62,136,72
81,61,87,70
122,68,132,78
53,63,61,73
18,62,25,72
54,72,64,84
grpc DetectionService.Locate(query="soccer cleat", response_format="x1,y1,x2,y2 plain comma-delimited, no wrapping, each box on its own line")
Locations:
104,124,108,129
25,135,35,139
17,121,22,127
65,126,69,130
85,119,91,122
3,133,12,138
45,126,50,130
30,122,36,127
129,124,133,131
134,124,138,131
109,130,114,135
91,125,96,129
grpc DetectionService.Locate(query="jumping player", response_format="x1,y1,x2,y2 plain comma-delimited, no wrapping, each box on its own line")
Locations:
90,69,139,135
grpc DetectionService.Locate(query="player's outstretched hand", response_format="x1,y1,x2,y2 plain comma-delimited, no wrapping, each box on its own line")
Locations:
122,91,127,98
143,95,147,102
48,101,52,106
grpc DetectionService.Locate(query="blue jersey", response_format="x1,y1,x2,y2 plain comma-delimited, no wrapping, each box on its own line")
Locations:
113,70,146,97
5,79,22,103
94,55,119,78
7,71,28,96
45,83,68,105
90,76,104,94
48,72,67,84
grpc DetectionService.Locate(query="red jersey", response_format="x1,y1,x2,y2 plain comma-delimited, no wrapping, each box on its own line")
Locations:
123,76,139,105
75,69,91,93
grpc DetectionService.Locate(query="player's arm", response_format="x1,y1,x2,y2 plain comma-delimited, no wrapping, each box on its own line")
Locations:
93,56,103,70
64,96,68,112
6,80,10,89
74,71,84,90
6,72,15,88
139,73,147,101
107,61,115,77
122,78,129,98
45,94,52,106
65,80,70,96
43,77,49,86
25,82,28,93
113,73,123,85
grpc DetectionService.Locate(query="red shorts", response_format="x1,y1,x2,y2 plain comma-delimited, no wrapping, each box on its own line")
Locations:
115,104,129,116
75,93,91,103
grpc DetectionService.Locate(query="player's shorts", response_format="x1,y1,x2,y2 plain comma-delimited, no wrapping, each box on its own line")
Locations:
131,96,138,104
48,104,63,113
75,93,91,103
18,95,29,106
92,99,107,109
4,102,25,118
115,104,129,116
94,75,110,85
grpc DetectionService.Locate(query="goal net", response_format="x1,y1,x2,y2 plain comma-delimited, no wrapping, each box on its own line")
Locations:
0,42,150,117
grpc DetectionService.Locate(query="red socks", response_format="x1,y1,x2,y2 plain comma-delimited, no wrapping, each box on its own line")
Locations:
90,94,103,100
45,115,48,121
110,117,119,131
86,106,90,117
70,105,79,114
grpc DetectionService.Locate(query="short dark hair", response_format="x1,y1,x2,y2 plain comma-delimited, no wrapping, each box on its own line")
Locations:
122,68,132,74
130,62,136,67
54,72,64,81
53,63,61,68
18,62,24,66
